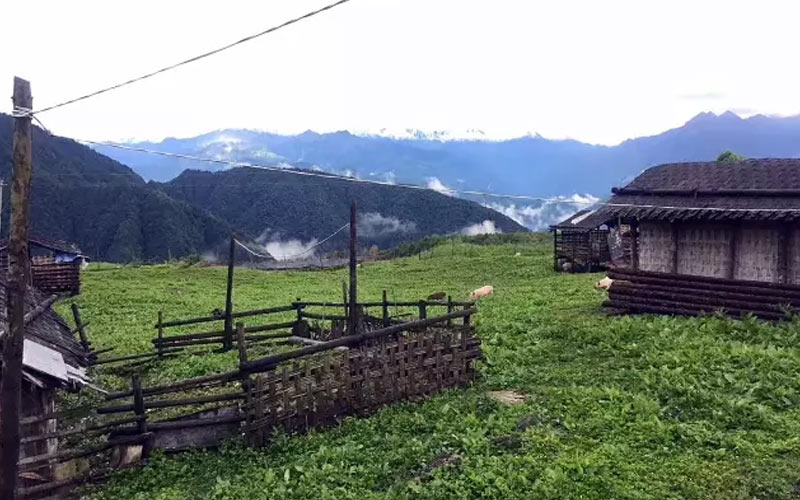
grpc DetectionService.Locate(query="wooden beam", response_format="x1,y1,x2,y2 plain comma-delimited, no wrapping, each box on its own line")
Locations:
1,76,33,500
223,233,235,351
348,200,358,335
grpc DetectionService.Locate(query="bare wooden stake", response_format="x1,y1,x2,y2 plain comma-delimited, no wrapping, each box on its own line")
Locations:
348,201,358,336
223,233,235,351
71,304,90,352
1,77,33,500
156,310,164,358
131,374,151,459
382,290,389,327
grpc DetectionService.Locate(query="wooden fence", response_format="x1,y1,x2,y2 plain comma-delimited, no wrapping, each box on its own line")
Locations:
605,267,800,320
17,302,480,499
147,293,474,357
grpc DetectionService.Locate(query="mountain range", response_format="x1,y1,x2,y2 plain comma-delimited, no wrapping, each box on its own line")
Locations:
94,111,800,229
0,113,524,262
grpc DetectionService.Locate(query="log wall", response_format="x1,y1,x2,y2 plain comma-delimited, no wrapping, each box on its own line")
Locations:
605,267,800,320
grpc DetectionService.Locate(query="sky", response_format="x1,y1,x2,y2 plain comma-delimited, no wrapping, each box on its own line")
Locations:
3,0,800,145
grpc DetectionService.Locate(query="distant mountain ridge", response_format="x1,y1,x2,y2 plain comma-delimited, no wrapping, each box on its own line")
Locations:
96,111,800,214
0,114,524,262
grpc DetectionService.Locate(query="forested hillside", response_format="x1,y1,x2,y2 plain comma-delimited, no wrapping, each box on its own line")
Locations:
0,114,230,261
160,168,525,250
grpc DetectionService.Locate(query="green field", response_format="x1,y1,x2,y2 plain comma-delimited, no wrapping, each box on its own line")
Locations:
65,234,800,499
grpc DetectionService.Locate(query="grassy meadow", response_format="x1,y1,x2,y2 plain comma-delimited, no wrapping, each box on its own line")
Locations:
61,234,800,499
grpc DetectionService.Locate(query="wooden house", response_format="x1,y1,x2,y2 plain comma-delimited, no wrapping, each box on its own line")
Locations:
595,158,800,319
0,284,90,474
550,209,612,272
0,235,86,295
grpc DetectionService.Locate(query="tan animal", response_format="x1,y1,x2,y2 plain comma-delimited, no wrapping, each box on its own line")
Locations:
469,285,494,300
594,277,614,291
110,444,143,469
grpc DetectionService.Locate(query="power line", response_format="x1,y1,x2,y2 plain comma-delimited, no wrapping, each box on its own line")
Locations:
25,0,355,116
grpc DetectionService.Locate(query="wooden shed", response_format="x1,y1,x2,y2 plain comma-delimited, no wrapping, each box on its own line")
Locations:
0,235,86,295
550,208,612,272
0,284,90,481
596,158,800,319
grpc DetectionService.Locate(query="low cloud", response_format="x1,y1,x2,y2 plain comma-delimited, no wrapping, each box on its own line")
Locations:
358,212,417,237
427,177,453,196
263,239,319,261
255,229,318,261
485,194,599,231
461,220,502,236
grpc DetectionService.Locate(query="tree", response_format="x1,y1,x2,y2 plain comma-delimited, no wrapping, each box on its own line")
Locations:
717,150,745,163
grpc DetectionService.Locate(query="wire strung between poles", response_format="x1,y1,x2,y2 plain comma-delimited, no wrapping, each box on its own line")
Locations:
27,0,355,116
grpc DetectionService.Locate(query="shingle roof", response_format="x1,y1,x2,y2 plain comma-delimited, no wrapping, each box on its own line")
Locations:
597,159,800,222
550,208,611,230
0,234,83,255
0,284,88,370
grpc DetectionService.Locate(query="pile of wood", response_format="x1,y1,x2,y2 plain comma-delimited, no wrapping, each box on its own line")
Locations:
605,267,800,320
31,263,80,295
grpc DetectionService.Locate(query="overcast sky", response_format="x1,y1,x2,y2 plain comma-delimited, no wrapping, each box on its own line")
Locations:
3,0,800,145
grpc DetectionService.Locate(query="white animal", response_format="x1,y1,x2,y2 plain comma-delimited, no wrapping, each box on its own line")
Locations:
469,285,494,300
594,277,614,291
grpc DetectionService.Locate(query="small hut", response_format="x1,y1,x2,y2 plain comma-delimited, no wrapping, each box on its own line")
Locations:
0,235,86,295
550,208,612,272
0,284,90,470
595,158,800,318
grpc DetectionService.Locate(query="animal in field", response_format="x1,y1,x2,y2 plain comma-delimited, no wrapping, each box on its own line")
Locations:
595,277,614,290
427,291,447,301
211,308,224,318
469,285,494,300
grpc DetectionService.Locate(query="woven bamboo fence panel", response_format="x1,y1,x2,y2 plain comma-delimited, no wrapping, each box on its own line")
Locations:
676,223,734,278
788,229,800,285
733,226,780,282
638,222,675,273
243,327,480,446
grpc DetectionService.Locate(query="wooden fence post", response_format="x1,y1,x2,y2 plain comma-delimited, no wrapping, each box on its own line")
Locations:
236,321,253,441
156,310,164,358
1,77,33,500
132,374,150,459
446,296,453,327
223,234,235,351
348,201,358,336
418,300,427,321
71,303,90,352
382,290,389,327
341,281,348,319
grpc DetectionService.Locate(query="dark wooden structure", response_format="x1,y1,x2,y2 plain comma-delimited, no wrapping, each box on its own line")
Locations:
595,158,800,318
550,209,611,272
15,299,479,498
0,285,90,492
0,236,86,295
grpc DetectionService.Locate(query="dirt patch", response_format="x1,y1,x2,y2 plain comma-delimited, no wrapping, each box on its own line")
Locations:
487,390,526,405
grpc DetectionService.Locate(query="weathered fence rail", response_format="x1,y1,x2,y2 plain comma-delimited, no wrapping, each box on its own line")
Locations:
145,293,474,359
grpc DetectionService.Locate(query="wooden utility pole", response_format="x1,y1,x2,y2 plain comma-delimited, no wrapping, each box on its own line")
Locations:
1,77,34,500
223,233,235,351
348,201,358,335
